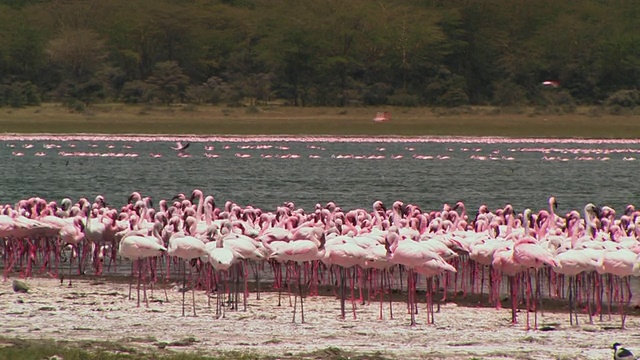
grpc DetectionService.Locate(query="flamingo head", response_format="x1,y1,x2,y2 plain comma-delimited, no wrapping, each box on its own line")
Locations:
190,189,203,203
373,200,386,215
584,203,601,219
75,217,85,232
549,196,557,209
171,193,186,202
127,192,142,205
624,204,635,216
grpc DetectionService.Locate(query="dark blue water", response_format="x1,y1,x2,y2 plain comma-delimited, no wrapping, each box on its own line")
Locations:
2,136,639,215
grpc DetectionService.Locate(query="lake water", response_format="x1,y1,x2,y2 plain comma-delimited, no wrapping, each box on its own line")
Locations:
1,135,640,216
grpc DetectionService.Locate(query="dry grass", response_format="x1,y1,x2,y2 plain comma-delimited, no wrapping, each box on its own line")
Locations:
1,103,639,137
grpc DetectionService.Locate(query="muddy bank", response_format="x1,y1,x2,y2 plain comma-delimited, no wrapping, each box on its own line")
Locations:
0,277,635,360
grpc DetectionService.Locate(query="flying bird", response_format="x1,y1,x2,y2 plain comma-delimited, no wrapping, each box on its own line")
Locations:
171,141,190,152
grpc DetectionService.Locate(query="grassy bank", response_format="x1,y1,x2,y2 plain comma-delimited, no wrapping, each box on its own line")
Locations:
0,337,392,360
1,103,639,138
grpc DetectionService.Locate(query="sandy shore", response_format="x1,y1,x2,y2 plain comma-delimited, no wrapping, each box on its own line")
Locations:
0,277,636,359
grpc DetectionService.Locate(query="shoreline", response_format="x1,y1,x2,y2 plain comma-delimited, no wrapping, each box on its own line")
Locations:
1,276,636,359
3,134,640,144
2,103,640,138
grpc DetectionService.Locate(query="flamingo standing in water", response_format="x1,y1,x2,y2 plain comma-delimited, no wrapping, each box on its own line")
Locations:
512,210,558,330
167,223,207,316
204,231,238,318
118,222,167,307
269,227,325,323
58,216,85,286
553,248,598,325
491,242,524,323
596,245,635,328
385,226,443,326
324,237,368,320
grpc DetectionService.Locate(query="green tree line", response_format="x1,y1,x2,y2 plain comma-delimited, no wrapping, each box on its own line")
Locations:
0,0,639,110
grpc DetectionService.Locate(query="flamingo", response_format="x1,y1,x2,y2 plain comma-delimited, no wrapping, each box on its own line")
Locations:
171,141,190,152
167,227,207,316
512,214,558,330
596,246,635,328
414,257,456,324
269,227,325,323
553,248,598,325
204,233,238,318
324,238,368,320
118,223,167,307
385,227,443,326
221,230,267,311
58,216,86,286
491,243,524,321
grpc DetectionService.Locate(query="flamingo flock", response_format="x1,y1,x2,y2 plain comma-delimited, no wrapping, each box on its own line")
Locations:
3,192,640,329
5,135,640,163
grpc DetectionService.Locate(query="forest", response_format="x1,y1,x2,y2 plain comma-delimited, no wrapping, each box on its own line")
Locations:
0,0,639,111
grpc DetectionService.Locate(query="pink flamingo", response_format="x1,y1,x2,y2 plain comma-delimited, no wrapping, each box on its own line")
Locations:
204,234,238,318
58,216,85,286
491,243,524,322
324,238,368,320
414,258,456,324
512,211,558,330
269,228,325,323
167,227,207,316
118,223,167,307
385,226,443,326
553,248,598,325
596,245,635,328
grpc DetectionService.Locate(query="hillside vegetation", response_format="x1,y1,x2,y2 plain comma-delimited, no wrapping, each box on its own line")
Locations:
0,0,639,113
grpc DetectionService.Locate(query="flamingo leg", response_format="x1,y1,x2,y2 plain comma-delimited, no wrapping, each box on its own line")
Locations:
409,268,416,326
340,266,346,320
191,262,197,317
136,259,141,307
181,259,186,317
568,276,574,326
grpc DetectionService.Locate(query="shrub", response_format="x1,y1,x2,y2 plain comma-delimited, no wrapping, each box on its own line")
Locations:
387,93,420,107
438,88,470,107
535,89,577,114
65,98,86,112
0,81,41,108
605,89,640,108
491,80,527,106
363,82,392,105
120,80,160,104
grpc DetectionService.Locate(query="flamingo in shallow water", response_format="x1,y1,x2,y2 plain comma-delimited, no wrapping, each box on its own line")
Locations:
269,227,325,323
119,222,167,307
167,227,207,316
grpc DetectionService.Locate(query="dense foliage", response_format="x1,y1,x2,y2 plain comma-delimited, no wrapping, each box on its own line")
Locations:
0,0,638,109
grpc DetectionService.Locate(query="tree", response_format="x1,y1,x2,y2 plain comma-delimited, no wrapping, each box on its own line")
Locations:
47,29,106,79
146,61,190,105
46,28,108,105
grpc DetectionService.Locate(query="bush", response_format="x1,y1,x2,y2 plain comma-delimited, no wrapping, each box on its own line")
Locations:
64,98,86,112
605,89,640,108
0,81,41,108
0,84,9,106
438,87,470,107
120,80,160,104
535,89,577,114
491,80,527,106
363,82,392,105
387,93,420,107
